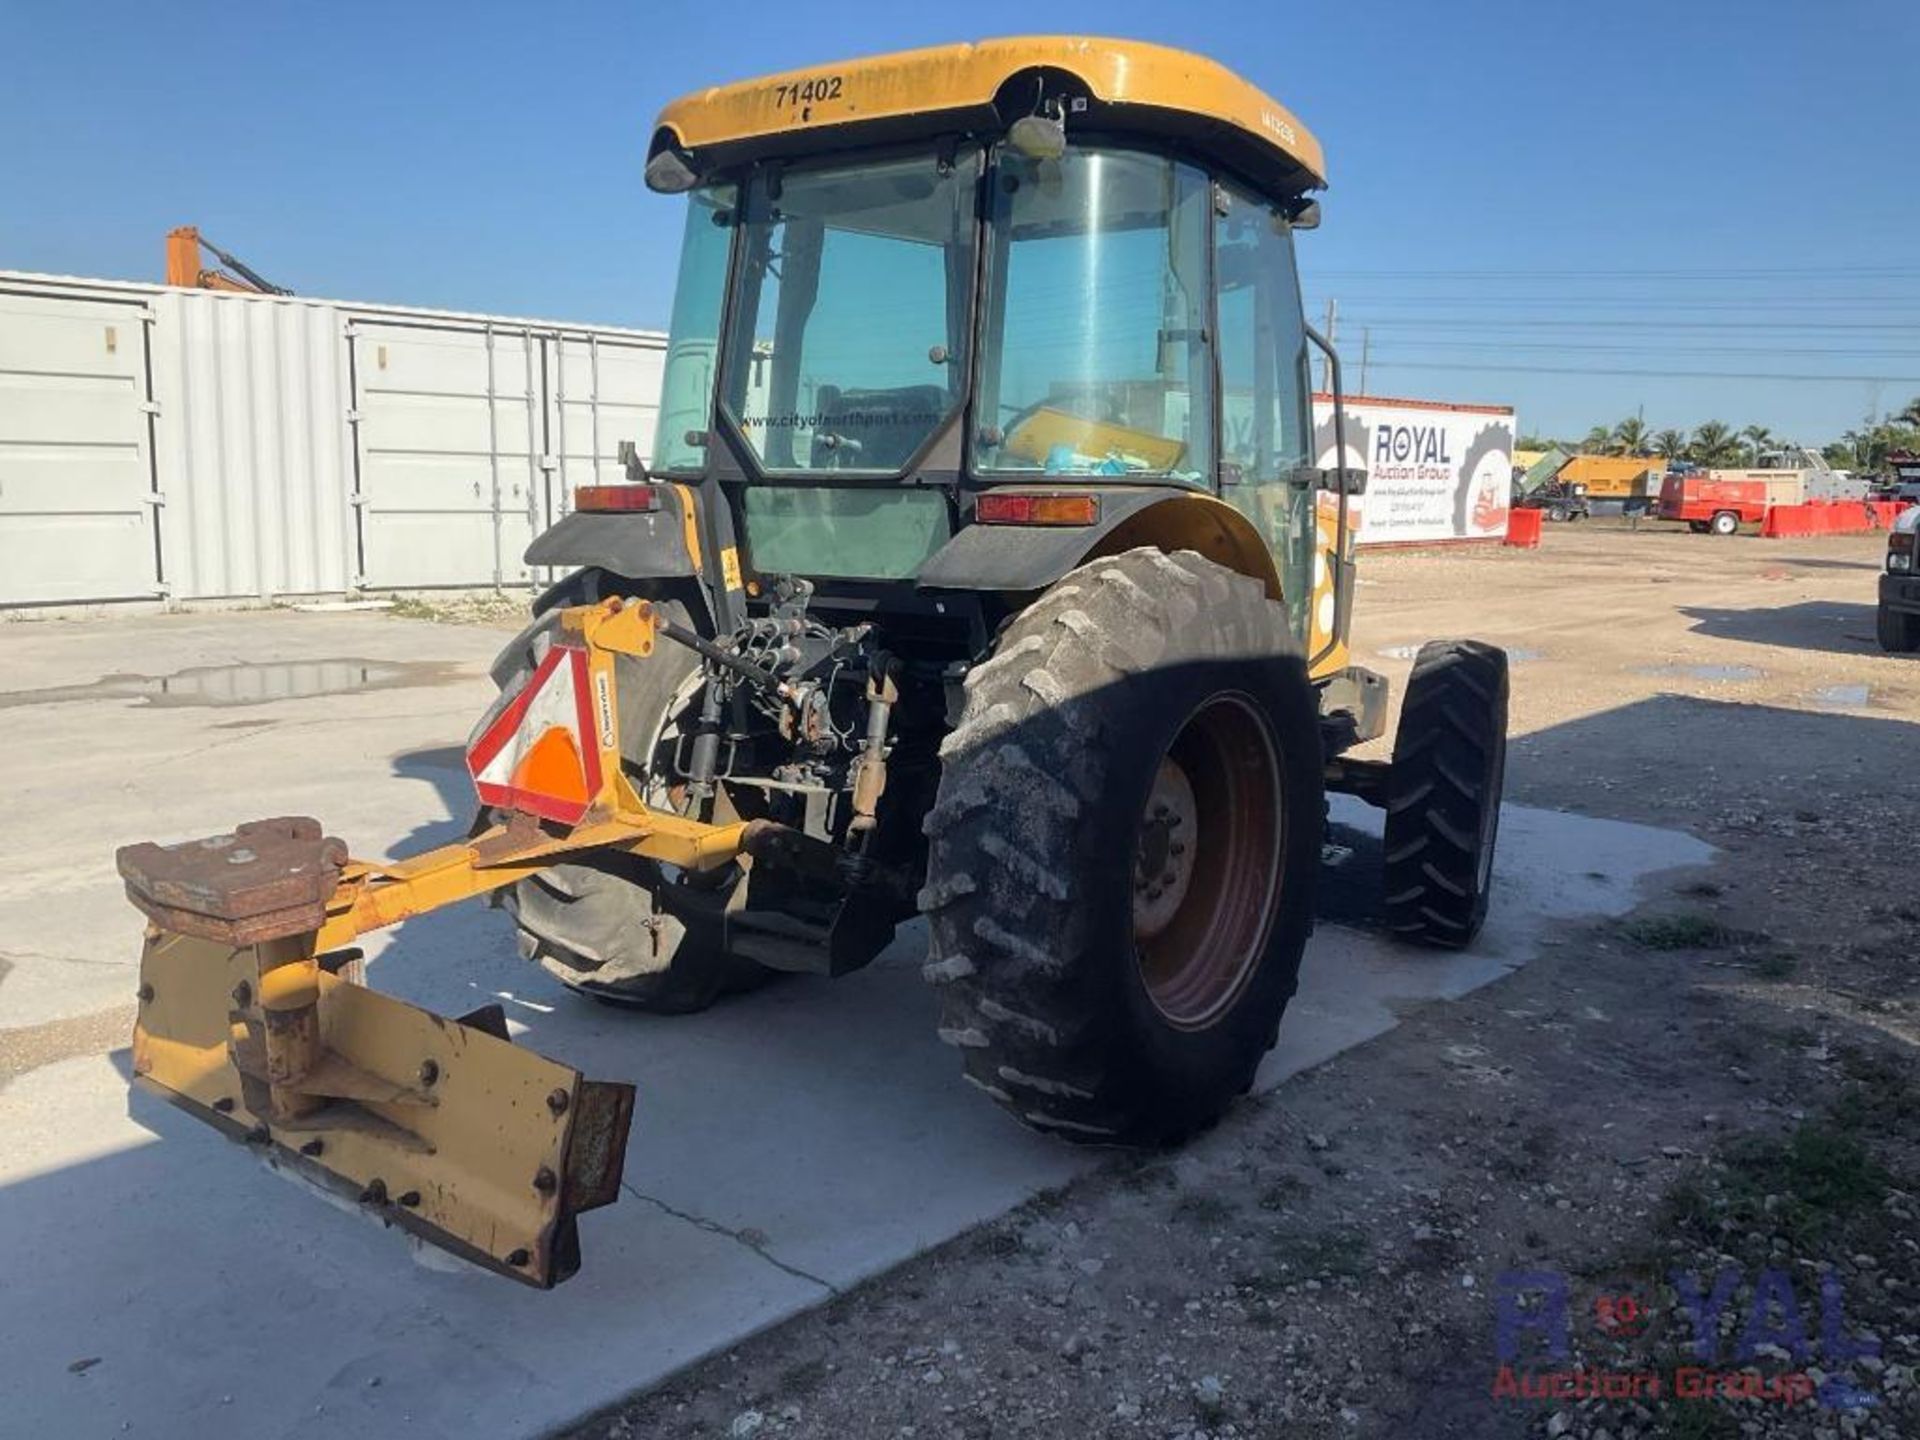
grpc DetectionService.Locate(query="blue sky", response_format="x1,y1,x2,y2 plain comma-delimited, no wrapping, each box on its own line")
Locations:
6,0,1917,443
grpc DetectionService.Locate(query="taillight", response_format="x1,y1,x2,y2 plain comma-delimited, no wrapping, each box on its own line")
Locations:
975,492,1101,526
574,484,659,513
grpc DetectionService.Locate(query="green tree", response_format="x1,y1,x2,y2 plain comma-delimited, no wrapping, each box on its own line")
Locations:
1612,416,1651,455
1740,424,1775,465
1689,420,1744,467
1653,427,1689,459
1582,424,1617,456
1895,396,1920,429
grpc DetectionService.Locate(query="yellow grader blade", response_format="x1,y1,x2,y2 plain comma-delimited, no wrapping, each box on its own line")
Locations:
116,597,757,1286
132,926,630,1287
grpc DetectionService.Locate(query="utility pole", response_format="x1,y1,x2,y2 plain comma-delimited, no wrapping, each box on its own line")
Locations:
1319,298,1337,392
1358,326,1371,397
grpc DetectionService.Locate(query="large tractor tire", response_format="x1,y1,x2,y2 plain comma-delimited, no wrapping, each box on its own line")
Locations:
489,594,770,1013
921,548,1323,1145
1382,640,1509,948
1878,603,1920,654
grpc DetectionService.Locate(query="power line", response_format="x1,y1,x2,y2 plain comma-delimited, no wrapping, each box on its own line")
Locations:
1324,316,1920,331
1308,265,1920,279
1366,342,1920,358
1365,359,1920,383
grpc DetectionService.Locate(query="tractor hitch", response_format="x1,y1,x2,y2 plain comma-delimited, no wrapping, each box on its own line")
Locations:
117,597,762,1286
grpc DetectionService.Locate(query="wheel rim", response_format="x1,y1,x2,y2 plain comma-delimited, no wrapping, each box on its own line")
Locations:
1132,693,1284,1031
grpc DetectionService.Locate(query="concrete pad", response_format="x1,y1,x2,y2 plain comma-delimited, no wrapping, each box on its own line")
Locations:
0,611,1714,1438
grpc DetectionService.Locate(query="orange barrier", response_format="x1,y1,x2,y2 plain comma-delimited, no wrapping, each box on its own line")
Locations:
1761,500,1911,538
1505,508,1543,548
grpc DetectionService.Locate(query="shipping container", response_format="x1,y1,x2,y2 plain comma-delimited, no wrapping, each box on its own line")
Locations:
0,270,666,608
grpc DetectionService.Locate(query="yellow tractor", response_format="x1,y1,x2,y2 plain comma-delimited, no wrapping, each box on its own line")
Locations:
120,38,1509,1287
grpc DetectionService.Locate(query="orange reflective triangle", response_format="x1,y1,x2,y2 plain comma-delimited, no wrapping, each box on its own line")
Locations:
507,724,589,809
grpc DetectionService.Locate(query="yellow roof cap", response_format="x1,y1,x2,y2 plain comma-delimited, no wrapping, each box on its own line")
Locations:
653,36,1325,193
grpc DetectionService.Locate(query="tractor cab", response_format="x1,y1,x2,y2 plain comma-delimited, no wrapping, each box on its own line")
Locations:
552,40,1353,669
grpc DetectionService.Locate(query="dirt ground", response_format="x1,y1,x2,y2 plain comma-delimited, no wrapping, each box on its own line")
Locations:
566,525,1920,1440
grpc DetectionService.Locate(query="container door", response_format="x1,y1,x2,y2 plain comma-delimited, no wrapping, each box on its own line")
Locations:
349,319,540,589
537,333,665,585
0,289,161,603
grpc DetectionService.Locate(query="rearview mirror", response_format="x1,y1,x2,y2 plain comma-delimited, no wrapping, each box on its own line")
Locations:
617,440,649,482
1289,465,1367,495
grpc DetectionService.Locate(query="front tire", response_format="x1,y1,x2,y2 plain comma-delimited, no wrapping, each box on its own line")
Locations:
1878,603,1920,654
1383,640,1509,948
921,548,1323,1145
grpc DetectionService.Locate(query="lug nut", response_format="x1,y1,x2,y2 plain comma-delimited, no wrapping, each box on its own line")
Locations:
506,1248,531,1268
546,1087,570,1115
231,981,253,1008
137,982,155,1003
418,1059,439,1087
1170,842,1186,856
299,1138,324,1157
533,1166,557,1194
359,1178,388,1206
397,1190,421,1208
212,1096,236,1114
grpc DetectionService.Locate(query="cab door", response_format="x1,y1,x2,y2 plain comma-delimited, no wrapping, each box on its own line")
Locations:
1213,184,1315,643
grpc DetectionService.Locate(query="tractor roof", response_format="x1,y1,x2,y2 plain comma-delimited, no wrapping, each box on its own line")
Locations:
650,37,1326,197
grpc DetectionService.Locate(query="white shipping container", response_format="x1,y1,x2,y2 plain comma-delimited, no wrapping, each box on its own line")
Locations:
1312,392,1516,547
0,270,667,608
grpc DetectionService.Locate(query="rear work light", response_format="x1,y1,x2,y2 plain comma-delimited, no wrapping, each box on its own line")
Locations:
574,483,659,513
975,492,1101,526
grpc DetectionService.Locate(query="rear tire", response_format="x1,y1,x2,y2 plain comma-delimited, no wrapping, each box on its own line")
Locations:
921,548,1323,1145
1710,510,1739,536
1383,640,1509,949
1878,603,1920,654
488,592,771,1012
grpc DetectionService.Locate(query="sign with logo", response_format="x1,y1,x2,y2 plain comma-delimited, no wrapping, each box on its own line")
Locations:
1312,395,1515,547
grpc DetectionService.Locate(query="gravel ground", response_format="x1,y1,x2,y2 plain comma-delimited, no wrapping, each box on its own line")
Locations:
542,525,1920,1440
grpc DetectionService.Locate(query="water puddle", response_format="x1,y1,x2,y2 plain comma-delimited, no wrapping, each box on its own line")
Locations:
1633,662,1764,684
1806,683,1872,713
0,658,464,710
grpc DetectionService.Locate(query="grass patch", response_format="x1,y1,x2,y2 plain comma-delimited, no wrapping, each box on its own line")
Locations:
1619,912,1732,951
1256,1175,1309,1211
1284,1225,1371,1278
1752,951,1798,979
386,593,527,625
1171,1192,1237,1226
1662,1120,1887,1252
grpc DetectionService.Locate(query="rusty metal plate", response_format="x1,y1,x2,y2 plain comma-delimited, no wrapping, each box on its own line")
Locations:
132,930,633,1288
117,817,347,944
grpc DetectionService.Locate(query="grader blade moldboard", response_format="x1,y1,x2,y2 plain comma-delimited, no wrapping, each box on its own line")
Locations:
131,925,634,1288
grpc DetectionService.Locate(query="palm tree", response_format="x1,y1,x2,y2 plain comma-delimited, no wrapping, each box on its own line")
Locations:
1653,428,1688,459
1689,420,1743,467
1896,396,1920,428
1581,424,1616,456
1740,424,1775,465
1612,416,1651,455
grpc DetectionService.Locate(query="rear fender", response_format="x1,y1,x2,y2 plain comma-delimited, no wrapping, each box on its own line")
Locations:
524,487,701,584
